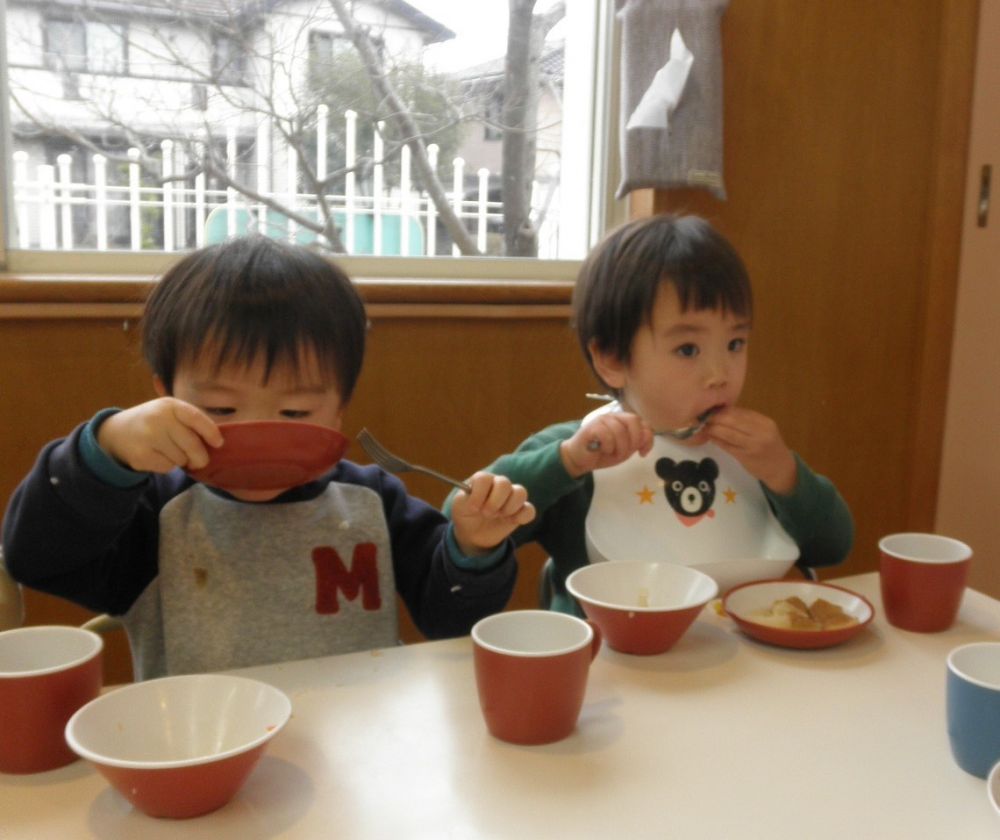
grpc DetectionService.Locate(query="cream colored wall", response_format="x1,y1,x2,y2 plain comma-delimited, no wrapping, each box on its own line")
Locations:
937,0,1000,597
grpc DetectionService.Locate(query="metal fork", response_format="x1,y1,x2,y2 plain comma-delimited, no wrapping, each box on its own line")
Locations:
357,428,472,493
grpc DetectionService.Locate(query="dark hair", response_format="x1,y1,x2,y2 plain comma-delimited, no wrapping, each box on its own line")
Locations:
573,214,752,388
142,236,367,401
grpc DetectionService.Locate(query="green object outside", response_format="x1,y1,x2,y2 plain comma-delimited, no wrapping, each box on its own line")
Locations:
203,206,426,255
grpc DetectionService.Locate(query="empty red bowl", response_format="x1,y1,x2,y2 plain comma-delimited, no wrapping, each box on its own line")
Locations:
187,421,349,492
566,562,719,655
65,673,291,819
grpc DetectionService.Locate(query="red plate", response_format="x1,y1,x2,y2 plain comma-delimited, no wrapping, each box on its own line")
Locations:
186,421,350,491
722,580,874,650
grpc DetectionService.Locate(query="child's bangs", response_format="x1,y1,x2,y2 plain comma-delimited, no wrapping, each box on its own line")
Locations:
671,263,753,319
182,318,341,387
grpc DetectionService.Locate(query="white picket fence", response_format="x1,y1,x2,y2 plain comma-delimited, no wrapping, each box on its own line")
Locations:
10,107,536,257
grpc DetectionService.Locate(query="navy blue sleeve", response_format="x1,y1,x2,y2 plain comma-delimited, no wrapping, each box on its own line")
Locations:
1,423,175,615
338,462,517,639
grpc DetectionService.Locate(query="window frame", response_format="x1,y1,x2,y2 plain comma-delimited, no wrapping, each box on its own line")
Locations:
211,31,248,86
0,0,626,282
85,19,128,76
42,16,85,73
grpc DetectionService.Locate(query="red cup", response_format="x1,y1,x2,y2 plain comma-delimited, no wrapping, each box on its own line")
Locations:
0,626,103,774
879,533,972,632
472,610,602,745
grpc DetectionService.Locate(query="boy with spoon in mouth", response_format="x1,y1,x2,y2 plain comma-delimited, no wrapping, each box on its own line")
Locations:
447,214,853,615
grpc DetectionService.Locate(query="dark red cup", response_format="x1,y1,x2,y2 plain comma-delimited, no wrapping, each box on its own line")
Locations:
472,610,601,745
0,626,103,774
879,533,972,632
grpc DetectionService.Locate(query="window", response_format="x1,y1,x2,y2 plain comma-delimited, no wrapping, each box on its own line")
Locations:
308,30,353,78
43,18,85,72
192,83,209,111
42,18,126,75
3,0,617,273
211,33,247,86
86,22,126,75
483,87,503,142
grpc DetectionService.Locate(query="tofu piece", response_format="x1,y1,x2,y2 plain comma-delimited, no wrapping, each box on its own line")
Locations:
808,597,858,629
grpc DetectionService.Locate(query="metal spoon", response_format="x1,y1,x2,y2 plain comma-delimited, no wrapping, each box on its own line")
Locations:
583,395,718,450
662,407,719,440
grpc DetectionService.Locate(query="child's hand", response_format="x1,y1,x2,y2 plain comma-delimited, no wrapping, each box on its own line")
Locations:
450,472,536,556
96,398,224,474
560,412,654,479
704,406,797,494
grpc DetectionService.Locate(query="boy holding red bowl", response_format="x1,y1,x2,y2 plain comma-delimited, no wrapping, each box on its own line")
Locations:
3,236,534,679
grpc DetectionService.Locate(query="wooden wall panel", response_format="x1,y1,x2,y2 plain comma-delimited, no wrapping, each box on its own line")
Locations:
1,316,155,683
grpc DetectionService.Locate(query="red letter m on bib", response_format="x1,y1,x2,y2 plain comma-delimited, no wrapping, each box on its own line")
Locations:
311,543,382,614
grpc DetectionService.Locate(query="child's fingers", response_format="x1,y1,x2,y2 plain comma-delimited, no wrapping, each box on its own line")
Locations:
585,414,647,458
171,401,224,449
623,414,653,454
458,471,495,512
460,473,533,520
510,500,536,526
637,424,655,456
473,473,518,516
583,418,622,456
163,423,214,470
491,481,530,518
140,450,189,474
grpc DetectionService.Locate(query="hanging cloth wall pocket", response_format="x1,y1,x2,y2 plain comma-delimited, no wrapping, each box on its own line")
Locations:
616,0,729,200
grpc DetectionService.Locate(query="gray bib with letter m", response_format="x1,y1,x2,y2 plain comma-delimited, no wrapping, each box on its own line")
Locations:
123,482,398,679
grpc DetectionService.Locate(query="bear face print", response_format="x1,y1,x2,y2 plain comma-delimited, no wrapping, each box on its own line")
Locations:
655,457,719,520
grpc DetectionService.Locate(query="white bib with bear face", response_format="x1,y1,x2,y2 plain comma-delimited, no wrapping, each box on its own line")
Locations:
583,403,798,591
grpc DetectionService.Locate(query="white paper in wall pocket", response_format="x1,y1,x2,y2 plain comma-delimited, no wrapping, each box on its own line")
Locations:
626,28,694,131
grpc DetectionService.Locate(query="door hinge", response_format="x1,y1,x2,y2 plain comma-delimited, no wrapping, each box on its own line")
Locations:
977,164,991,228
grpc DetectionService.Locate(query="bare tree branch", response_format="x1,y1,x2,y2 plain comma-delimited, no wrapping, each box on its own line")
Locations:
325,0,481,256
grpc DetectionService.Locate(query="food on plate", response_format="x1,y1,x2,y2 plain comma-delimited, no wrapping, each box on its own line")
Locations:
750,596,858,631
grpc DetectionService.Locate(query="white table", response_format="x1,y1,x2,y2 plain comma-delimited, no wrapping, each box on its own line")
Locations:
3,573,999,839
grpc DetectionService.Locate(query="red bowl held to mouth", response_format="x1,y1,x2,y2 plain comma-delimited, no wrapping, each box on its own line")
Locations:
186,421,350,492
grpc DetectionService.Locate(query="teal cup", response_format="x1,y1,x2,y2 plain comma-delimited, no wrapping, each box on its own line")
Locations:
947,642,1000,778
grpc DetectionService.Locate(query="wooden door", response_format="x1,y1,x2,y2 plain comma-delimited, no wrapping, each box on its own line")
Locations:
937,0,1000,596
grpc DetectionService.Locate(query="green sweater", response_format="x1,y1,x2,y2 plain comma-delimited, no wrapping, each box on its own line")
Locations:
452,421,854,615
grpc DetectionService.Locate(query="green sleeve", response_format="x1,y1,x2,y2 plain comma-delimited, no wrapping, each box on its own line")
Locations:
762,454,854,570
443,422,594,613
487,422,586,511
444,421,585,543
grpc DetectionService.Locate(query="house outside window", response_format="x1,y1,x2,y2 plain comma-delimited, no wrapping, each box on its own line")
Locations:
3,0,616,269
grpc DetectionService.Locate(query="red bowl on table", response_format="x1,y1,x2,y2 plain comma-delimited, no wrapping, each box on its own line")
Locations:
566,561,718,655
65,673,291,819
